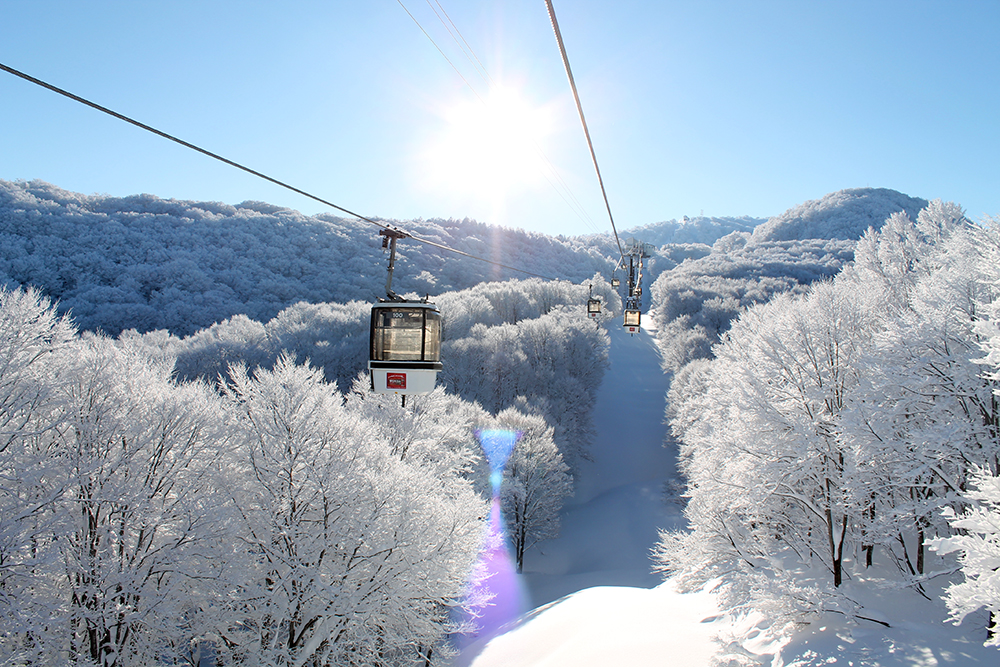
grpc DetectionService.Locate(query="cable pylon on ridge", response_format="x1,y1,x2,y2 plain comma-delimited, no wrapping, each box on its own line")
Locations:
0,61,559,282
543,0,627,265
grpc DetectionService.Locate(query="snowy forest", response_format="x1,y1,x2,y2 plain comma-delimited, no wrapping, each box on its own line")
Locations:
656,199,1000,641
2,179,1000,665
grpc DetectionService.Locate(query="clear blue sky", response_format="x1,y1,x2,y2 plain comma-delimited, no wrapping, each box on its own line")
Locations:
2,0,998,237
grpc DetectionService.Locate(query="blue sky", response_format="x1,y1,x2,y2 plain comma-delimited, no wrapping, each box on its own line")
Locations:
2,0,997,237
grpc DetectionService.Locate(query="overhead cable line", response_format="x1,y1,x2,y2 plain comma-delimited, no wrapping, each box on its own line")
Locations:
0,61,556,282
425,0,492,91
398,0,603,235
395,0,485,104
542,0,627,262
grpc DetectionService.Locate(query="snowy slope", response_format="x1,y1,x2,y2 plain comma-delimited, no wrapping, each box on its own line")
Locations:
458,318,1000,667
459,319,722,666
466,583,723,667
519,320,683,607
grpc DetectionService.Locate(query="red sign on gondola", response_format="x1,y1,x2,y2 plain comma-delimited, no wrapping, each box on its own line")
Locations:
386,372,406,390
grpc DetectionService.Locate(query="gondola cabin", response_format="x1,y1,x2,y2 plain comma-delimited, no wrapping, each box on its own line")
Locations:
369,302,443,395
587,298,601,319
623,308,641,334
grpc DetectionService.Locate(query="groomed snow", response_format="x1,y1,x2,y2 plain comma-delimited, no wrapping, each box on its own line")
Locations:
468,583,722,667
520,319,683,607
460,318,1000,667
461,319,714,665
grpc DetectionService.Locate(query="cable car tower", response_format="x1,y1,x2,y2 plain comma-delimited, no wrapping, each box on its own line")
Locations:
622,237,655,334
369,229,443,403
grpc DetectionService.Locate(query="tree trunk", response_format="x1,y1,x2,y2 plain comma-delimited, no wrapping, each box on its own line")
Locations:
825,505,843,587
864,499,875,567
916,527,925,575
825,476,845,588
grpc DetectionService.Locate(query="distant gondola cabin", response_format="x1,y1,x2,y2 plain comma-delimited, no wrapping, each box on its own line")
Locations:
369,302,443,395
623,308,641,334
587,298,601,318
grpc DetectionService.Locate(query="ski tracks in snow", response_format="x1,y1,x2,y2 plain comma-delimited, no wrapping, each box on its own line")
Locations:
521,321,686,607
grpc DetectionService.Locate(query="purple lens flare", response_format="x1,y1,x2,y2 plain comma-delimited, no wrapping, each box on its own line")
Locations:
454,429,529,655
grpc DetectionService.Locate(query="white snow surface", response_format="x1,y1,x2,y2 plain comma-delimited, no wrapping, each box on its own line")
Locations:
465,583,722,667
522,319,683,605
460,320,717,666
459,319,1000,667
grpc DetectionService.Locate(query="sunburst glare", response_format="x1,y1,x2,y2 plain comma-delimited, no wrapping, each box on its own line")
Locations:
420,86,554,206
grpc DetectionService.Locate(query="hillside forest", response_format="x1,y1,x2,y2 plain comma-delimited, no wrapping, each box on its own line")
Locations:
1,179,999,665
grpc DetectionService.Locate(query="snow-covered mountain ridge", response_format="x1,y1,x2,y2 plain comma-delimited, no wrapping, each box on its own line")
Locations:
0,179,613,336
619,214,765,246
2,179,931,340
749,187,928,243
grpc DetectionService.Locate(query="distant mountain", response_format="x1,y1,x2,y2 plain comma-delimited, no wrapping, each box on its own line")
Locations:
650,237,856,372
621,215,765,246
649,187,936,373
0,179,615,336
0,179,936,344
749,188,928,244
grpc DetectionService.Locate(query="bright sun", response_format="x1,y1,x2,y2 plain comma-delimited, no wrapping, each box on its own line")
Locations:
420,86,554,204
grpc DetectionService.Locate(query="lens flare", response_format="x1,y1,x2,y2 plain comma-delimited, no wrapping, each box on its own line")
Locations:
476,428,520,486
454,429,530,655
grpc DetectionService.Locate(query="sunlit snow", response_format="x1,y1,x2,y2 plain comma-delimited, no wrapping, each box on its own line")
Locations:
459,321,1000,667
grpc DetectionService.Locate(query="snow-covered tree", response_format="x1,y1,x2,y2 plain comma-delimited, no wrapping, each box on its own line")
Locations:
442,304,607,473
707,279,886,586
931,468,1000,647
649,237,854,372
0,287,76,664
843,214,998,578
218,355,485,666
1,288,497,665
657,202,1000,635
929,216,1000,646
1,288,236,666
494,407,573,573
53,334,231,667
344,376,491,489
